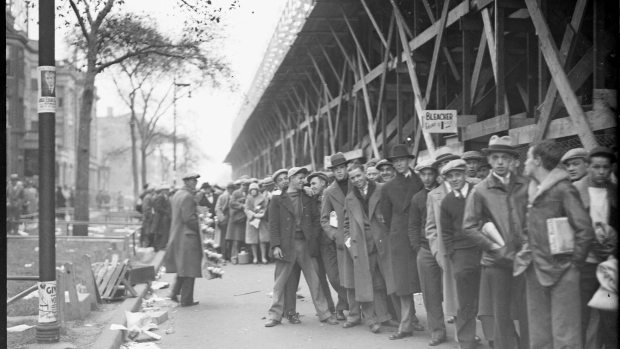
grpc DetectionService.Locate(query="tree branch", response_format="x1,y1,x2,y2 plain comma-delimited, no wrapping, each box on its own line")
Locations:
68,0,91,44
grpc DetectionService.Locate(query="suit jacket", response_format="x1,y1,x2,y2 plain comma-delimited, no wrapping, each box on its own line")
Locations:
343,181,394,300
380,170,424,296
321,180,355,288
268,188,321,263
197,192,219,217
215,192,230,226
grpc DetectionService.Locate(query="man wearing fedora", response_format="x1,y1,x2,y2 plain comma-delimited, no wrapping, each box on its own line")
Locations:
265,167,339,327
561,147,589,182
409,159,446,346
463,135,530,349
308,171,348,321
440,159,481,349
425,146,461,331
165,172,203,307
380,144,425,339
321,152,361,327
376,159,396,183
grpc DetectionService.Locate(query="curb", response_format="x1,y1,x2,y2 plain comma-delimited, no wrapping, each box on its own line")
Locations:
90,251,166,349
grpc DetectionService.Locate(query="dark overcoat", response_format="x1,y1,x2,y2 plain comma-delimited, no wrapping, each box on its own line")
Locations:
164,187,202,278
268,188,321,263
343,181,394,301
321,181,355,288
151,192,171,250
226,189,247,241
380,170,424,296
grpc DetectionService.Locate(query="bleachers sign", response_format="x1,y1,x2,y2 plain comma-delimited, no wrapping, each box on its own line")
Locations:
422,110,457,133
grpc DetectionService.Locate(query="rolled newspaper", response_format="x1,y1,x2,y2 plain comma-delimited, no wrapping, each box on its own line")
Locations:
330,211,338,228
482,222,505,246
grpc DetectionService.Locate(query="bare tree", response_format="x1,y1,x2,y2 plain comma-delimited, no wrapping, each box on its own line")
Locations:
64,0,234,235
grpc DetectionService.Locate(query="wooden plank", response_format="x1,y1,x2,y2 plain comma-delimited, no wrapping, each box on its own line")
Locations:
510,108,617,145
56,269,67,332
421,0,461,81
524,0,598,150
457,115,478,127
98,255,117,290
63,263,82,320
481,8,497,81
327,20,356,72
471,29,488,105
340,6,371,73
533,0,588,142
495,1,506,115
360,0,388,48
462,29,475,114
462,113,510,140
78,255,101,308
373,13,395,132
315,35,342,85
102,260,128,299
357,50,381,158
424,0,452,105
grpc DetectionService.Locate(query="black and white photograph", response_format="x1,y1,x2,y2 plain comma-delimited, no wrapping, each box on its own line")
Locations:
5,0,618,348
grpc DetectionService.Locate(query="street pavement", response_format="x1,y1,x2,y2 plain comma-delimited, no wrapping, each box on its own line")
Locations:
154,262,494,349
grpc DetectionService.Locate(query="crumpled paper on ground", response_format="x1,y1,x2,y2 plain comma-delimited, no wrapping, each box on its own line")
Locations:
110,312,161,340
151,281,169,290
7,324,34,332
121,343,161,349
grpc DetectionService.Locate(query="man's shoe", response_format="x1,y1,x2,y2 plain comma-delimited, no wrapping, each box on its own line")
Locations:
369,323,381,333
321,316,339,325
287,314,301,324
342,320,360,328
264,319,281,327
428,337,446,346
411,322,425,331
382,319,400,327
166,294,179,302
180,301,199,307
389,331,413,340
336,310,346,321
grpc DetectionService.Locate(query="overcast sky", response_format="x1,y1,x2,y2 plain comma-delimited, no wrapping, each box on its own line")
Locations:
30,0,288,185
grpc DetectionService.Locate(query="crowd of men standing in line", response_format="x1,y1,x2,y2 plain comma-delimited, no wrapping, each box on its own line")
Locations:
255,135,617,349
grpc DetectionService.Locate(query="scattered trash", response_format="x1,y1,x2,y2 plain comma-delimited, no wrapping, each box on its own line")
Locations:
17,230,29,236
150,281,169,290
164,329,174,335
121,343,161,349
24,263,33,268
68,249,76,252
7,324,35,332
261,317,266,320
234,290,260,297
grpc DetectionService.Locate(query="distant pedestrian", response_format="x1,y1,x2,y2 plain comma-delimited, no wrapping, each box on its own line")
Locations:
7,174,25,235
141,185,155,247
152,184,172,251
23,180,39,215
165,172,202,307
215,183,235,260
244,183,270,264
227,178,249,264
55,186,66,220
117,191,124,211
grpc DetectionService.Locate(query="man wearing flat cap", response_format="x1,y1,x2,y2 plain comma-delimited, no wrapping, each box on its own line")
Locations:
165,172,202,307
380,144,425,339
321,152,361,327
425,146,461,330
462,151,484,185
308,171,349,321
561,147,588,182
376,159,396,182
227,178,250,264
265,167,339,327
462,135,530,349
573,146,618,349
409,159,446,345
215,182,236,261
440,159,481,349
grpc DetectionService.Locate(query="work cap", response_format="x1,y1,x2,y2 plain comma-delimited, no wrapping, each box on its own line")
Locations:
250,178,259,183
366,158,381,168
287,167,309,178
272,168,288,182
182,172,201,180
375,159,394,170
233,179,241,185
249,183,260,191
158,183,171,191
414,159,437,172
589,146,616,163
240,175,250,180
263,177,274,186
441,159,467,176
307,171,328,184
482,135,518,156
461,151,484,161
561,148,588,163
387,144,415,161
432,147,461,167
226,182,236,189
328,152,349,169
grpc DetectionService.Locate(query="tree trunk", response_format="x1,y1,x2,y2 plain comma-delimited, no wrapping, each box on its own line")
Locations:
141,143,147,189
73,60,97,236
129,108,140,201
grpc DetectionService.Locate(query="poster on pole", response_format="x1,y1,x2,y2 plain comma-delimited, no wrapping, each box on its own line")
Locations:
38,280,58,323
422,110,457,133
38,66,56,113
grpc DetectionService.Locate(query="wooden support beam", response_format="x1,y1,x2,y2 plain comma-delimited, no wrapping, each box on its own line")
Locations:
421,0,461,81
495,1,506,115
392,0,437,155
340,6,372,73
324,87,336,154
462,113,510,140
524,0,598,150
424,0,451,105
533,0,588,142
481,8,497,81
307,49,334,100
374,13,395,132
357,50,381,158
462,29,475,114
360,0,388,48
315,35,343,85
334,60,348,144
470,32,487,105
327,20,356,71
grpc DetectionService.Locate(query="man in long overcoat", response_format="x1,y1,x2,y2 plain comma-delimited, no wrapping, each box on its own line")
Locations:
152,184,172,251
227,179,249,263
215,183,235,259
343,163,393,333
321,153,360,327
380,144,425,339
165,173,202,307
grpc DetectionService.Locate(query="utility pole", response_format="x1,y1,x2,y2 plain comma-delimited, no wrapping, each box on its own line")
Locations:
36,0,61,343
172,79,190,186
